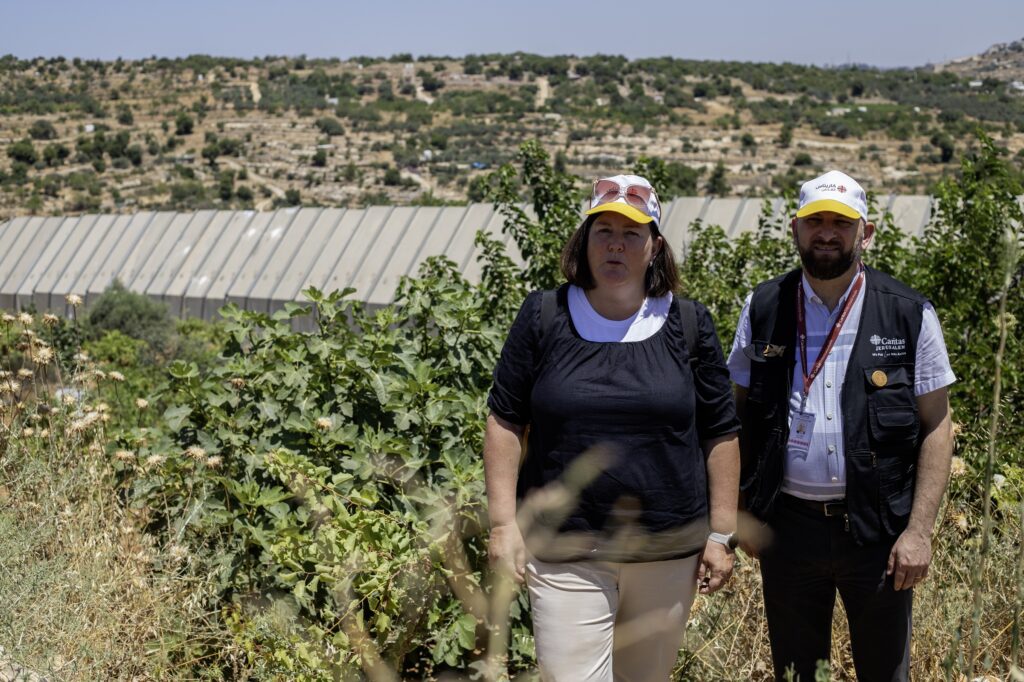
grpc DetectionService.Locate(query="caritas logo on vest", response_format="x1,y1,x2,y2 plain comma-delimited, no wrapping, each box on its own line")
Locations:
870,334,907,358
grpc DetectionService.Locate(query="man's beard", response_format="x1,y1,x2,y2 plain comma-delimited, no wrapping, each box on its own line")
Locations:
798,238,862,280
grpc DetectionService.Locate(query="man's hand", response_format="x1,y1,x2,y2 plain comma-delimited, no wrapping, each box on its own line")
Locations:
698,540,735,594
489,522,527,584
887,528,931,591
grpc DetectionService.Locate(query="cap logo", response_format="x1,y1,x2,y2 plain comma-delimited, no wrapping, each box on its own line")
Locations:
837,185,846,193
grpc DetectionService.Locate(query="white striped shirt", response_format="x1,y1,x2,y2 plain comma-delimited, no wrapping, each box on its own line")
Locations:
727,272,956,500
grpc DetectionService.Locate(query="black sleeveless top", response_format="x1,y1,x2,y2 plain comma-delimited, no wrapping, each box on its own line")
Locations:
487,287,739,562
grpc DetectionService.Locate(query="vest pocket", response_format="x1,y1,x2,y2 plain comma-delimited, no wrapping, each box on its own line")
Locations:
864,364,919,451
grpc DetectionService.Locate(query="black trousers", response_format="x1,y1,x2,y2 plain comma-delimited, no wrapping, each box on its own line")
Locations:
759,495,913,682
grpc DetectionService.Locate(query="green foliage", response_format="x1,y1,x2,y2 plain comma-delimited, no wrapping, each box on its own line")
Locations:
84,281,175,354
28,119,57,140
315,117,344,137
631,156,702,201
705,161,730,195
7,138,37,165
486,140,582,289
174,111,194,136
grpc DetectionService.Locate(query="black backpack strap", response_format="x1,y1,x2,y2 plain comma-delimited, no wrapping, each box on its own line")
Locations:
675,296,700,369
538,287,558,358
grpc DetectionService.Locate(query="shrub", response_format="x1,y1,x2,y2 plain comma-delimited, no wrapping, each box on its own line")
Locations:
84,280,175,354
315,116,345,136
7,138,37,165
28,119,57,140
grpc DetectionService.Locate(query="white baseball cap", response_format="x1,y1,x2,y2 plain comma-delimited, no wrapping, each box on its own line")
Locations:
796,170,867,221
584,174,662,227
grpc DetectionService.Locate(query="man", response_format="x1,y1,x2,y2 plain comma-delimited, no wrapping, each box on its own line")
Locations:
727,170,955,681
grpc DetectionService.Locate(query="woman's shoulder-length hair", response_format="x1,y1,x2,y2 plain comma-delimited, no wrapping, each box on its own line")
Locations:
559,214,680,297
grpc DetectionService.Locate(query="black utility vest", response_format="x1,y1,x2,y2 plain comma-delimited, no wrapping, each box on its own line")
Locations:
740,267,926,545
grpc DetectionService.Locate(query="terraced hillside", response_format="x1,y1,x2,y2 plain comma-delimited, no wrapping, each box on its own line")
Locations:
2,46,1024,220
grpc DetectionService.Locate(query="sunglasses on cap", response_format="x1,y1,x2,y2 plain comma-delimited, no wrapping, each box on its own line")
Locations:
591,178,658,212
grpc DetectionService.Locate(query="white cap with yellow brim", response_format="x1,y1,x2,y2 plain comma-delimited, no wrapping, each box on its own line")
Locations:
796,170,868,221
584,174,661,227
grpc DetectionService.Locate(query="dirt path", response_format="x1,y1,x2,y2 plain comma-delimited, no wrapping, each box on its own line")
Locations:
535,76,550,109
249,81,261,105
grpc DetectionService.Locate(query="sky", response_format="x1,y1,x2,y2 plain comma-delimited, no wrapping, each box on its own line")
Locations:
4,0,1024,69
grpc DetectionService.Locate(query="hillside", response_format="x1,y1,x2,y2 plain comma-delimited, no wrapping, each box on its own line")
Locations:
2,49,1024,220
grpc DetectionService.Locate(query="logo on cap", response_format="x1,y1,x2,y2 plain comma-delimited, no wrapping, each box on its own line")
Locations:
838,185,847,193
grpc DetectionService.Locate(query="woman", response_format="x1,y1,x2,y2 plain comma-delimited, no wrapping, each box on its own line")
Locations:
484,174,740,682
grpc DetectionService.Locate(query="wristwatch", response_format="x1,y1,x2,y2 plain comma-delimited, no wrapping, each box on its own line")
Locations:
708,531,738,550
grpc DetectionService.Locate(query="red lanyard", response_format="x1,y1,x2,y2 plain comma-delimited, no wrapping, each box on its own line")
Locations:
796,269,865,400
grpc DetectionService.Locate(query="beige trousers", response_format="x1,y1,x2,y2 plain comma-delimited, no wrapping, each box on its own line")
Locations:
526,555,700,682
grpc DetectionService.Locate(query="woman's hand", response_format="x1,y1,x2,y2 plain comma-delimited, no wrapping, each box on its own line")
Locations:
488,522,527,584
698,540,734,594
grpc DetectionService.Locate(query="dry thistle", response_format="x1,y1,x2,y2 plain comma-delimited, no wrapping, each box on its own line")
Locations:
115,450,136,462
315,417,332,431
34,346,54,365
41,313,59,326
229,377,246,390
17,368,33,379
65,293,83,308
68,411,102,434
22,427,34,438
73,352,90,363
17,312,33,325
95,402,110,413
185,445,207,461
0,379,21,395
135,398,149,410
92,369,107,380
61,393,77,406
38,428,49,438
108,371,126,383
145,454,166,468
167,543,188,563
205,455,223,469
950,456,967,477
1,313,15,323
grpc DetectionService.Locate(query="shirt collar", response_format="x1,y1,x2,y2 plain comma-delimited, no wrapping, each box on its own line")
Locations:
800,267,865,309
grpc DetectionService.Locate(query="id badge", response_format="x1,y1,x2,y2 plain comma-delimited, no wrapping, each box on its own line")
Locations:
787,410,816,458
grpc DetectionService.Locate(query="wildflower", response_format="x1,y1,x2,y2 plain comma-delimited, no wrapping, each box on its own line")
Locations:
92,369,106,380
229,377,246,390
17,368,33,379
0,379,21,395
145,454,165,468
205,455,223,469
41,314,59,326
135,398,149,409
2,313,14,323
185,445,207,460
17,312,33,325
73,352,90,363
950,456,967,477
65,294,83,308
100,413,111,423
20,329,35,339
115,450,136,462
0,370,9,378
61,393,77,406
22,427,34,438
955,513,969,533
34,346,54,365
315,417,332,431
108,371,125,382
38,429,49,438
68,411,101,434
95,402,110,413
